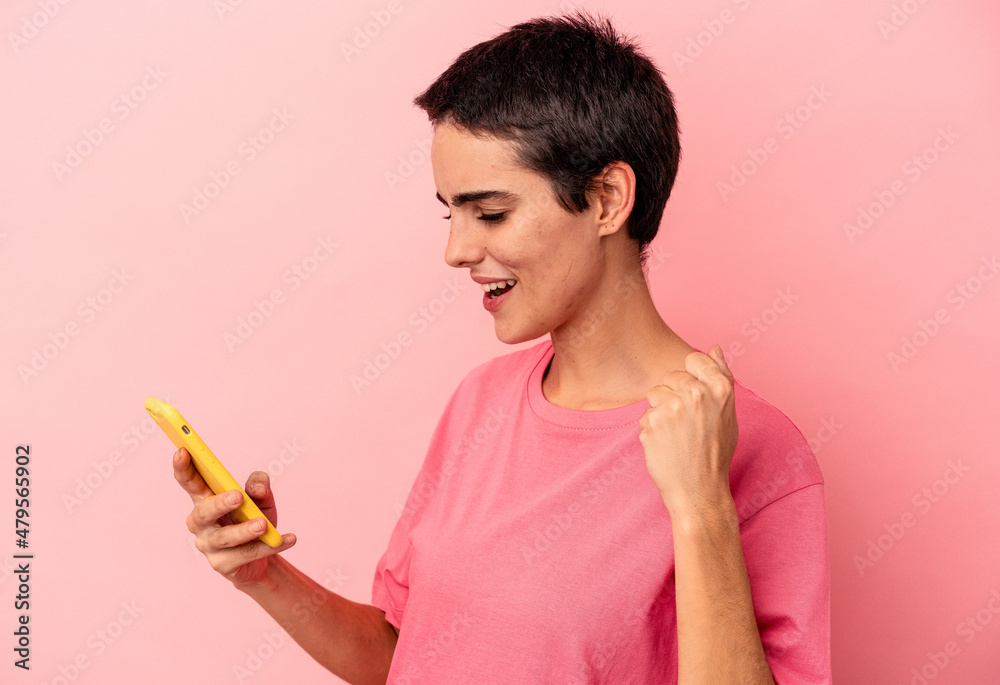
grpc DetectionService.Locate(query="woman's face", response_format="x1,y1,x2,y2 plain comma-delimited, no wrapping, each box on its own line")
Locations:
431,121,613,345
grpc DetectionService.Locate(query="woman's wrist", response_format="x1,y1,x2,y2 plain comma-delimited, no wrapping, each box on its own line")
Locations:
233,553,286,597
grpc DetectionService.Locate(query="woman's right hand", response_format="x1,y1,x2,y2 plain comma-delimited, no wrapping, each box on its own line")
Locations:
172,447,296,589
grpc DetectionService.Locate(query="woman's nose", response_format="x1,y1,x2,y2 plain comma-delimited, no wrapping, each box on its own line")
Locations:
444,218,484,269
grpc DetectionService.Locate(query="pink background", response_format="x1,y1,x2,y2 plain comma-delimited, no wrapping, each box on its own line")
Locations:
3,1,999,683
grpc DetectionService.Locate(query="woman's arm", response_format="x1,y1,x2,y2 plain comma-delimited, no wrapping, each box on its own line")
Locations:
639,346,774,683
173,447,397,684
236,554,398,685
671,494,775,685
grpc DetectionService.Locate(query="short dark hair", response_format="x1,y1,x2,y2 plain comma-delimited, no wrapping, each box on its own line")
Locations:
413,10,681,272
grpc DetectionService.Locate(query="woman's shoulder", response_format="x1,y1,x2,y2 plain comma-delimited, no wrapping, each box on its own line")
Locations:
729,378,826,521
732,379,808,439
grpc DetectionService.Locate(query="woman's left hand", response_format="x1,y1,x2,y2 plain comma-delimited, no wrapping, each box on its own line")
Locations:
639,344,739,516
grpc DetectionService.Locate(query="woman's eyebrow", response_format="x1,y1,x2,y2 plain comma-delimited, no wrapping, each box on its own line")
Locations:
435,190,519,207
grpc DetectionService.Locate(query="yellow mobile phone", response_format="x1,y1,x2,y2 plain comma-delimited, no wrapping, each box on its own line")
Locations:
145,397,283,547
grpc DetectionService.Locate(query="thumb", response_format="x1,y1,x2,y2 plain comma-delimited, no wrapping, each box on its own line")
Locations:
710,344,733,379
245,471,278,526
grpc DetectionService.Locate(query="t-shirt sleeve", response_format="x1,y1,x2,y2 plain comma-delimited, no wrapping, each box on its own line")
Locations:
370,377,469,630
371,447,439,631
371,517,411,630
739,482,832,685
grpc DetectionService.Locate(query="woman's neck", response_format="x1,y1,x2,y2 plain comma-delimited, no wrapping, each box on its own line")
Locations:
544,276,696,411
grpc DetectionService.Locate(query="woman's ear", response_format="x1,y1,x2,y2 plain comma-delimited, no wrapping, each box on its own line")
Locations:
595,161,636,238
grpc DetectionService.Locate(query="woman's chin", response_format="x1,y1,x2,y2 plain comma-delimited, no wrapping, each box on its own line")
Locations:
493,320,544,346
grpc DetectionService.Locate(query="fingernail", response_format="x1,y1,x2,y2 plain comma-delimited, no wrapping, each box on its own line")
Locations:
252,518,266,532
226,491,240,506
282,533,295,545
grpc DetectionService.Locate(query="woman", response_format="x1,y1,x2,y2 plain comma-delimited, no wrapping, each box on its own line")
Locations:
173,11,830,684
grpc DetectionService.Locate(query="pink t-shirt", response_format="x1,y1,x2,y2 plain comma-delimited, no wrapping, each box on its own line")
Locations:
372,339,831,684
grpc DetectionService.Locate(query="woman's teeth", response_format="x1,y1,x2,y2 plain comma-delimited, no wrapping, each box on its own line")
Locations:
482,279,516,298
480,279,517,292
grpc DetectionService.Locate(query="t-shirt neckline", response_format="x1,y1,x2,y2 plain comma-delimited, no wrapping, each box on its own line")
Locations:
526,339,651,430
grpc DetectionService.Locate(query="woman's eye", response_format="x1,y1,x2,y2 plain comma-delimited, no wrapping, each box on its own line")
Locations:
440,212,505,223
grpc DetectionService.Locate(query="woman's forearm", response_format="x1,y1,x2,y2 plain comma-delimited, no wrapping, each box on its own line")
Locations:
237,554,398,685
670,492,775,685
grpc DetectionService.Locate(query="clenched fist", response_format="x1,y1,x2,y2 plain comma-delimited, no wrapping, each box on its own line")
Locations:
639,345,738,517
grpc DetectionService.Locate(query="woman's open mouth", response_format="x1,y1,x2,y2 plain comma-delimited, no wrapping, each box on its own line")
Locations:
482,279,516,311
488,282,513,298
